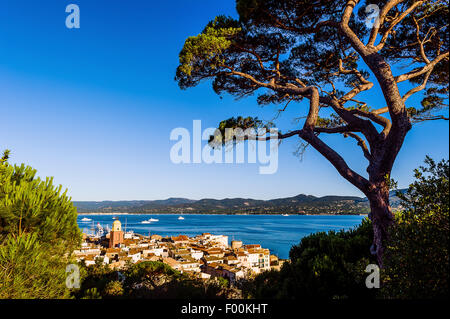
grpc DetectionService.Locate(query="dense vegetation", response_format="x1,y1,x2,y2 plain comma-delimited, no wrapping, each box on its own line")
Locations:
243,218,376,299
244,158,449,299
0,150,81,298
73,260,240,299
382,157,449,298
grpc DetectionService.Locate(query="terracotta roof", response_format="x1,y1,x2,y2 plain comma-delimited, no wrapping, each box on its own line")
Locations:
245,244,261,249
207,262,220,268
162,257,181,268
248,248,270,254
225,256,238,261
171,235,189,242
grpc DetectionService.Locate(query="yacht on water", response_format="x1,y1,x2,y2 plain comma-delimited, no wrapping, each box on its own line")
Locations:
80,217,92,222
178,216,185,220
141,218,159,224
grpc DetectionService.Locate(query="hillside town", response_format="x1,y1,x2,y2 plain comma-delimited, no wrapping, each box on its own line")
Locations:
74,220,285,285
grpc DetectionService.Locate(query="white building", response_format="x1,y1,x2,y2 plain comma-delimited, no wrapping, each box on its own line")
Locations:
209,235,229,248
247,248,270,273
143,247,168,258
190,250,204,260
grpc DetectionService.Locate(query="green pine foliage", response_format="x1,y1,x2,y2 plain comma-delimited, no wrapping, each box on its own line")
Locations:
0,150,81,299
74,261,237,299
176,16,241,82
176,1,448,127
382,157,449,299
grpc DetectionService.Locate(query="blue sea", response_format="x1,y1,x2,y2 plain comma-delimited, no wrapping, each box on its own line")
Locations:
77,214,366,259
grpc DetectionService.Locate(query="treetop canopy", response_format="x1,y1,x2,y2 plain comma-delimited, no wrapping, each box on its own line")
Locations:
176,0,448,122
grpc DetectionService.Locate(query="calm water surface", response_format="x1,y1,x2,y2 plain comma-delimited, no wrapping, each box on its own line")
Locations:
77,214,365,259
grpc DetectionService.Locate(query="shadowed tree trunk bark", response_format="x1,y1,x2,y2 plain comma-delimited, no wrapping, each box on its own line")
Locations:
366,180,394,267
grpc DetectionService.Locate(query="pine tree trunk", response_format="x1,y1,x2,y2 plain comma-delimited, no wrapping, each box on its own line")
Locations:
367,182,394,268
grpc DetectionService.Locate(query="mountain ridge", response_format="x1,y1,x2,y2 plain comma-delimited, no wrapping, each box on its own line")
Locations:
74,190,406,215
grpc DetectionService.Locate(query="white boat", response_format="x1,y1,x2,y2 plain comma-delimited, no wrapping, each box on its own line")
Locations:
80,217,92,222
141,220,151,224
95,223,104,237
178,216,185,220
148,218,159,222
282,214,289,217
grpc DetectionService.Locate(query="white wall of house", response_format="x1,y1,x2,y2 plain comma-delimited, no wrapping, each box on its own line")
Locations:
191,251,204,260
95,255,110,265
143,247,166,257
209,235,228,247
129,252,141,263
84,260,96,266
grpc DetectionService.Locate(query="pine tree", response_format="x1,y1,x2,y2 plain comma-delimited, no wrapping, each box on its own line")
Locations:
175,0,449,265
0,150,81,299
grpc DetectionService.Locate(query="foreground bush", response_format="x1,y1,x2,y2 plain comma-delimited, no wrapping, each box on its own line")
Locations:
75,261,241,299
382,157,449,299
0,150,81,298
243,218,375,299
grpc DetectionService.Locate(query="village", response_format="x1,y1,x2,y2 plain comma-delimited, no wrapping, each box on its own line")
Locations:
74,219,285,285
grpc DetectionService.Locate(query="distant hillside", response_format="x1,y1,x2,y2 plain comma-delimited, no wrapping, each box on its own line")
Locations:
74,189,408,215
73,198,195,212
74,190,407,215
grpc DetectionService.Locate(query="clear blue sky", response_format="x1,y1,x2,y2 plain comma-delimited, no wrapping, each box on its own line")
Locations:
0,0,448,201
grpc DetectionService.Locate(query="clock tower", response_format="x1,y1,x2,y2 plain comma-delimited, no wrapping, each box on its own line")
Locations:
109,219,124,248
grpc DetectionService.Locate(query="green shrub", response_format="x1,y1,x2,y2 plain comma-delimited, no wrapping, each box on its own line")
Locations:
0,150,81,298
243,218,375,299
75,261,240,299
103,281,124,297
382,157,449,299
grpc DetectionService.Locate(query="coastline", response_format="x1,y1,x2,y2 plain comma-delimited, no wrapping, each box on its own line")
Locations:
77,212,369,216
77,213,367,259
